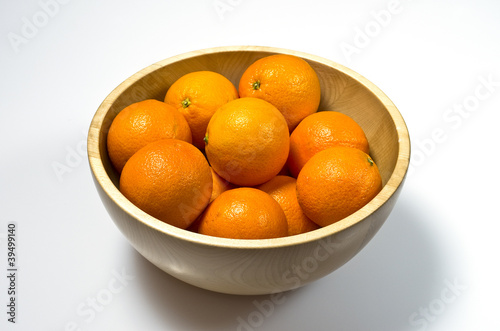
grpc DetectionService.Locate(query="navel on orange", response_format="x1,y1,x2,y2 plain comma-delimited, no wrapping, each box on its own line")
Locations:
107,99,192,173
288,111,369,177
197,187,288,239
238,54,321,132
296,146,382,227
204,97,290,186
120,139,212,229
164,71,238,149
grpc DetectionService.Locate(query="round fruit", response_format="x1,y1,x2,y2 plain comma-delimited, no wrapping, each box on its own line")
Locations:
287,111,369,177
197,187,288,239
164,71,238,149
186,214,203,233
120,139,212,229
238,54,321,132
204,97,289,186
107,99,192,173
296,146,382,227
258,176,319,236
209,167,236,202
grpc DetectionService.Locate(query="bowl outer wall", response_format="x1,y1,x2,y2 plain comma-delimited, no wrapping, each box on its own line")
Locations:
92,169,405,295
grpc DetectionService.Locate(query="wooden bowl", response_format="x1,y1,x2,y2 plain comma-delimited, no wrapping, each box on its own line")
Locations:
88,46,410,295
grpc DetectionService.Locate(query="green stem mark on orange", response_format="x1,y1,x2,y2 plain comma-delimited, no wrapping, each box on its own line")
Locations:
252,80,261,90
203,134,209,145
367,157,374,166
181,98,191,108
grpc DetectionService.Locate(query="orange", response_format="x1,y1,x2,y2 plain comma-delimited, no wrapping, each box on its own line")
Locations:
287,111,369,177
186,213,203,233
257,176,319,236
204,97,289,186
107,99,192,173
296,146,382,227
164,71,238,149
238,54,321,132
209,167,236,202
120,139,212,229
197,187,288,239
191,167,237,233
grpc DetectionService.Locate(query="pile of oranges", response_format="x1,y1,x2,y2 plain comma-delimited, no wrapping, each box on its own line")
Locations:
107,54,382,240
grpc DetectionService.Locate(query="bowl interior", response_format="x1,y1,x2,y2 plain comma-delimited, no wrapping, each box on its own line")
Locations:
89,46,409,248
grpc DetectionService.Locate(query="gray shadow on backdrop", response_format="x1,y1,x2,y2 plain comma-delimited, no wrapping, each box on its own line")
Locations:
271,194,449,331
132,247,302,330
132,192,446,331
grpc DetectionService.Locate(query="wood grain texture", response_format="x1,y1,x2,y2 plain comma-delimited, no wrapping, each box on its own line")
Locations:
87,46,410,295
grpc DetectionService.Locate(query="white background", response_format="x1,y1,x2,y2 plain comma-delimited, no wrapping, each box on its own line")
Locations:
1,0,499,330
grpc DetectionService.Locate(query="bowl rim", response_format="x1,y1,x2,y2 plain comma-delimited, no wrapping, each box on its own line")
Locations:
88,45,410,250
